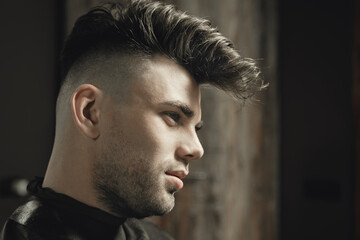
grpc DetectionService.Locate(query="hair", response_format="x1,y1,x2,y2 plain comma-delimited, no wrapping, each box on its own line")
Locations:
60,0,266,101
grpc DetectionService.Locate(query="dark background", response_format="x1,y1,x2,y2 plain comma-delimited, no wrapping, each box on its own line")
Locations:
279,0,356,239
0,0,60,228
0,0,357,239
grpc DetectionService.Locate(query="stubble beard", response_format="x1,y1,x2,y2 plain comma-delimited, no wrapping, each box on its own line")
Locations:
91,140,176,218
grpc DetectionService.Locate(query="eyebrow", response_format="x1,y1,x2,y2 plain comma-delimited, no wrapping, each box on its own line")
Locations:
160,101,203,128
160,101,195,118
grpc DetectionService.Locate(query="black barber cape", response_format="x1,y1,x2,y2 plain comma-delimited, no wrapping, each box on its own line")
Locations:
0,178,174,240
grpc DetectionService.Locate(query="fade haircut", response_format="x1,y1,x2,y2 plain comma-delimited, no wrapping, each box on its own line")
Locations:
61,0,266,101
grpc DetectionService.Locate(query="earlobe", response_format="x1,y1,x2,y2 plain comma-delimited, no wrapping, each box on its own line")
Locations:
71,84,101,139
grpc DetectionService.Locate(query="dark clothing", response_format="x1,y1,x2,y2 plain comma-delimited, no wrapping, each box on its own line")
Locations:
0,178,174,240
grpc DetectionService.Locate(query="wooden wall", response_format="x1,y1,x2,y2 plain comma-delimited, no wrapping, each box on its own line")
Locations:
64,1,279,239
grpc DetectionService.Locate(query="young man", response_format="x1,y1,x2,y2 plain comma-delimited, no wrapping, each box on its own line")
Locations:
1,0,265,239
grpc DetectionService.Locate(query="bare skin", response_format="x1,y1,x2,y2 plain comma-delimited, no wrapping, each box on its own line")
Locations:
43,55,204,218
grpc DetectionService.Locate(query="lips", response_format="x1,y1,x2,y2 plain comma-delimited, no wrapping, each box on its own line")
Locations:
165,170,188,190
166,170,188,179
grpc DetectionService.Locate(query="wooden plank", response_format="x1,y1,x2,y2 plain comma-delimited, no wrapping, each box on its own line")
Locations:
153,1,279,240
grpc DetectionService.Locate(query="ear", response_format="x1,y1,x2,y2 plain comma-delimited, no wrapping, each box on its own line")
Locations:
70,84,102,139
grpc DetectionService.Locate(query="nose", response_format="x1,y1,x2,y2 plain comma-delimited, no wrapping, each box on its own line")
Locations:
176,132,204,162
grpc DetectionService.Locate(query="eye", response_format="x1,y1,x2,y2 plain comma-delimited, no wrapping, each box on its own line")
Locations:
163,111,181,125
195,122,203,132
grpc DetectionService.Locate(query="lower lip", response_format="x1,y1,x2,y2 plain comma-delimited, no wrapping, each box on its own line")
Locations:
166,174,184,190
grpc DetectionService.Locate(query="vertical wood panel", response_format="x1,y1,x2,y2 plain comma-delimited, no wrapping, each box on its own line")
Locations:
154,1,279,239
64,1,279,239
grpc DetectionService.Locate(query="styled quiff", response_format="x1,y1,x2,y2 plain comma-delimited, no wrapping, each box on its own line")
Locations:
61,0,266,101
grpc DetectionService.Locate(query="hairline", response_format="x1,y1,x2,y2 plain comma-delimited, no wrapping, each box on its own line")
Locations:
56,49,198,118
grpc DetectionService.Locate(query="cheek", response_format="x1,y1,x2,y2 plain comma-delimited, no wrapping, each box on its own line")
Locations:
107,110,177,166
135,114,179,169
118,112,170,156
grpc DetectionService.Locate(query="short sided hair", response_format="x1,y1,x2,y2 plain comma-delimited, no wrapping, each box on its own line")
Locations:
61,0,266,101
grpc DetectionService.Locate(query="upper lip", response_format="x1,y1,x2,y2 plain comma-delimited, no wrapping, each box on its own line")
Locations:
165,170,188,180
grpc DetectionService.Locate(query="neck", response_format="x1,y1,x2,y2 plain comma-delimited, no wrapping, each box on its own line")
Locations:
43,139,100,211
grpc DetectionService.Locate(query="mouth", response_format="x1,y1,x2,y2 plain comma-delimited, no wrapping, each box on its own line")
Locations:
165,170,188,190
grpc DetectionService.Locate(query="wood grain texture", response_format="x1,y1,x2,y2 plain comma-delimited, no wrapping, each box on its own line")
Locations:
154,1,279,239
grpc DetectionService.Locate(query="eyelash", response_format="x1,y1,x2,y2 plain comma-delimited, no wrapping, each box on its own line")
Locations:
164,112,181,124
163,111,202,132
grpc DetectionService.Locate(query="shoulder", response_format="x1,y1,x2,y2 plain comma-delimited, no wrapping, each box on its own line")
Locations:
1,219,28,240
1,198,64,240
9,198,60,228
124,218,175,240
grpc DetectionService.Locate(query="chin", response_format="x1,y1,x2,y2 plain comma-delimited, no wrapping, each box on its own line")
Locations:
155,192,176,215
129,190,175,218
154,190,177,215
134,201,175,218
153,203,175,217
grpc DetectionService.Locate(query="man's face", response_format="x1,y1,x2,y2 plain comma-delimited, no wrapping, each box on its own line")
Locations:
92,55,204,218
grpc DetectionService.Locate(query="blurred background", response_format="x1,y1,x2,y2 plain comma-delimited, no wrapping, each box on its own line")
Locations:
0,0,358,239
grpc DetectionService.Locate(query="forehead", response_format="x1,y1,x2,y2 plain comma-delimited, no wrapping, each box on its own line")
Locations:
127,55,201,114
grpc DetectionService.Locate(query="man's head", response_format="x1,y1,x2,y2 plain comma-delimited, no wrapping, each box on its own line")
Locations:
50,0,265,218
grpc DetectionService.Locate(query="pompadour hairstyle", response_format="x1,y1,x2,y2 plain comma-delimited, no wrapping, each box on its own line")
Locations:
61,0,266,101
